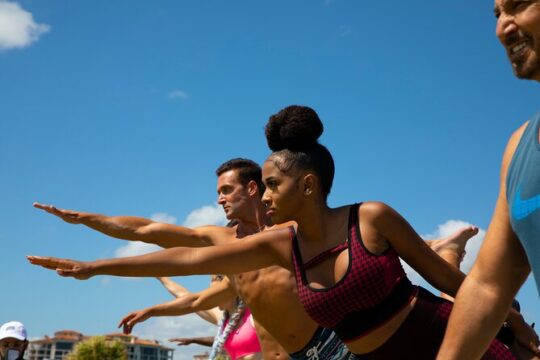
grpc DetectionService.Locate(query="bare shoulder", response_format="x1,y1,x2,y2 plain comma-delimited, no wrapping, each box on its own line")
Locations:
196,225,238,245
266,221,296,231
501,120,530,180
359,201,395,222
257,226,293,243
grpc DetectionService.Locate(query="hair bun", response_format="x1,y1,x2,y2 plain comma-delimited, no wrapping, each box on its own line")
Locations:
265,105,323,151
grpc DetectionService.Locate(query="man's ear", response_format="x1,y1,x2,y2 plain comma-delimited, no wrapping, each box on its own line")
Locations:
247,180,259,197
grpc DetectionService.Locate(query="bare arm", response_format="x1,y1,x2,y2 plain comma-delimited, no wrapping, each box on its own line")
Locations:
169,337,215,347
118,279,235,333
27,227,292,279
437,124,539,360
364,202,465,297
158,276,195,298
33,202,221,248
156,276,232,325
365,201,536,341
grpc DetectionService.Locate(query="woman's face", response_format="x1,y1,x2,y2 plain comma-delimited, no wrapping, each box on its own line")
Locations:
261,159,304,224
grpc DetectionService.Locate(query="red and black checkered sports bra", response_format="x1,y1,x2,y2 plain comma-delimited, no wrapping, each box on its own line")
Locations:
290,203,417,342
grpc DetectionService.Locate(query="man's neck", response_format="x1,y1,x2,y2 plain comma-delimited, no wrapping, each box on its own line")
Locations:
235,201,273,236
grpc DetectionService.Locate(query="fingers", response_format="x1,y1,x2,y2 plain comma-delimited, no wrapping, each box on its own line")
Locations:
33,202,59,215
119,314,138,335
57,268,79,278
118,314,133,328
27,255,75,270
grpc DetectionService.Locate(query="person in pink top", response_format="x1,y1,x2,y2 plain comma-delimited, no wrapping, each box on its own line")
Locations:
119,275,262,360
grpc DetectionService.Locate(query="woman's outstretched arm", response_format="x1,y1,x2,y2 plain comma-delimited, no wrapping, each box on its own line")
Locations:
118,278,236,333
27,227,292,279
363,201,539,353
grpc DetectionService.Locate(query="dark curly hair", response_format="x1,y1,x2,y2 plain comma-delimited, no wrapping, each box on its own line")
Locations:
265,105,335,200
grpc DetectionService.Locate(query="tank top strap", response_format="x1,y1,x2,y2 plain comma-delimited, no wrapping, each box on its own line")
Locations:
294,204,363,271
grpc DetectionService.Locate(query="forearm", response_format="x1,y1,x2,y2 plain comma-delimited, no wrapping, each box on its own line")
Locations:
91,248,203,277
195,308,222,326
187,337,215,347
147,295,206,317
437,274,515,359
158,277,189,298
78,213,155,241
78,214,208,248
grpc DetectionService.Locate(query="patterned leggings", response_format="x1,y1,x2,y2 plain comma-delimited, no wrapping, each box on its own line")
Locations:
289,327,357,360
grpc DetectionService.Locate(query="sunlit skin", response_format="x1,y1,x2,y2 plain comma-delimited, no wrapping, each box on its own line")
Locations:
434,2,540,359
495,0,540,80
0,338,27,359
29,159,536,356
217,170,256,221
118,276,263,360
30,169,310,360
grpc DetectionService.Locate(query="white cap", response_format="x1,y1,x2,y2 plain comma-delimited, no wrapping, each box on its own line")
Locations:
0,321,27,341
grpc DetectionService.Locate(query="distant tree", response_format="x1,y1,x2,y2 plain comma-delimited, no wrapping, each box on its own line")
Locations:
67,336,127,360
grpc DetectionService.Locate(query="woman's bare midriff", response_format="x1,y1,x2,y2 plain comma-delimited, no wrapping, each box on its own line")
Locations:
344,292,418,355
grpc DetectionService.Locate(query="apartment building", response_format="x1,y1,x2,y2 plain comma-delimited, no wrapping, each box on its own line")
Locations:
26,330,173,360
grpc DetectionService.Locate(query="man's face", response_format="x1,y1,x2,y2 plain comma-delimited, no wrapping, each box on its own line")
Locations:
0,338,26,360
216,170,251,220
495,0,540,80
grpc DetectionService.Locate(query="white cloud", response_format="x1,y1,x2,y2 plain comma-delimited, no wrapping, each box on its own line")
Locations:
168,90,188,101
134,315,215,360
151,212,178,224
114,241,162,258
113,205,226,259
402,219,485,288
0,1,50,51
182,204,227,228
114,212,178,258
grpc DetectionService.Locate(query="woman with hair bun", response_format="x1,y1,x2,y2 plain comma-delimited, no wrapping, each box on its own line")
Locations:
29,105,537,359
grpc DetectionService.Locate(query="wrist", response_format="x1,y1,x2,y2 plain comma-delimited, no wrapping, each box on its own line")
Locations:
78,213,98,225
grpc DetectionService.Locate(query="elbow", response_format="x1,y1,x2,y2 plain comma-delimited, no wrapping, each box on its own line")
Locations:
188,294,203,312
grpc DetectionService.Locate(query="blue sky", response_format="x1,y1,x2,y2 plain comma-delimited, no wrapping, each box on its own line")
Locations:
1,1,539,359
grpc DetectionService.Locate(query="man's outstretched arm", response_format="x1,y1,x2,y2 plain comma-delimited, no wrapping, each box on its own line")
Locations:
437,124,539,359
33,202,222,248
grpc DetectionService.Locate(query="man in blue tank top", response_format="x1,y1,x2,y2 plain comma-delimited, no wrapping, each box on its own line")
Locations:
438,1,540,359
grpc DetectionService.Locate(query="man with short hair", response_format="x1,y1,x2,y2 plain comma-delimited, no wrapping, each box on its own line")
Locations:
0,321,28,360
437,1,540,359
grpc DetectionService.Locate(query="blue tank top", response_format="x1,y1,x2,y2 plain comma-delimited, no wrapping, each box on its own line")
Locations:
506,112,540,296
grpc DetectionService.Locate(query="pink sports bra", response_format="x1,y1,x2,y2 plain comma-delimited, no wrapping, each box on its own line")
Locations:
291,203,416,342
223,309,261,360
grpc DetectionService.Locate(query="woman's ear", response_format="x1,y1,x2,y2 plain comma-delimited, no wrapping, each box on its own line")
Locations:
303,174,315,196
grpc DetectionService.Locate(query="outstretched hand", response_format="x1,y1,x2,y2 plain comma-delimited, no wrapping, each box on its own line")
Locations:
118,310,151,335
169,338,197,346
33,202,85,224
27,256,93,280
